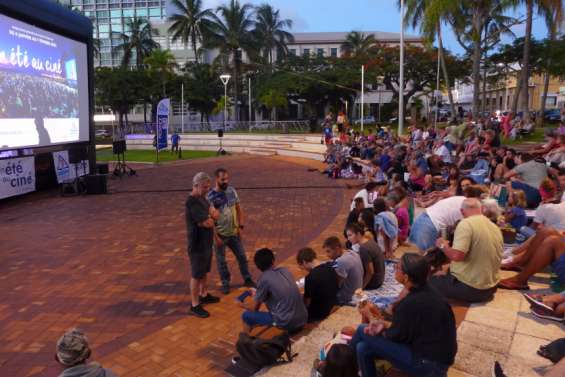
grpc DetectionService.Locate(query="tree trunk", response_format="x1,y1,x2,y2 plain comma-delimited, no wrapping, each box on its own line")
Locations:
192,38,199,65
538,27,556,128
438,25,456,121
511,72,522,114
482,65,488,113
232,49,240,122
143,101,147,124
471,39,482,118
519,0,533,121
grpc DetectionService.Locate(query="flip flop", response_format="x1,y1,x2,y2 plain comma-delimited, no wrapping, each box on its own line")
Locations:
498,279,530,290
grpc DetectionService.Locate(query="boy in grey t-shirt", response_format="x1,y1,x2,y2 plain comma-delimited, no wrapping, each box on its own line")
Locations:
323,236,364,305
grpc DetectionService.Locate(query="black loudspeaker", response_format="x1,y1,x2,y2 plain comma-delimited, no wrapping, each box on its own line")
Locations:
96,163,109,174
217,129,224,138
69,146,87,164
112,140,126,154
84,174,107,195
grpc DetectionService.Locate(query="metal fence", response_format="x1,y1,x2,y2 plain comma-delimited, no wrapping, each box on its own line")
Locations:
121,120,312,135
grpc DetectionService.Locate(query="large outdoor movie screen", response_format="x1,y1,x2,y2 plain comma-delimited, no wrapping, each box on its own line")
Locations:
0,13,89,151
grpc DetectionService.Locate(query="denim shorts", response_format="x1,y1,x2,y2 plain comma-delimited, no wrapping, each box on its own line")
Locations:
409,212,438,251
242,310,275,327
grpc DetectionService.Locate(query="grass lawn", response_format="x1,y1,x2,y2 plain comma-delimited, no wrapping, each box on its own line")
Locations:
96,148,217,163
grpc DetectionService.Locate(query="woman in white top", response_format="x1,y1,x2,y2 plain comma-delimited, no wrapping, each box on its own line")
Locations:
350,182,381,211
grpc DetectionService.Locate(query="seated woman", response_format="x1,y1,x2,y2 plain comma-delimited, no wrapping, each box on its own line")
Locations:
415,176,474,208
373,199,398,259
350,254,457,377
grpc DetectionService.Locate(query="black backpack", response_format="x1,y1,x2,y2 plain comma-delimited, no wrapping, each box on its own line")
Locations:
235,331,294,370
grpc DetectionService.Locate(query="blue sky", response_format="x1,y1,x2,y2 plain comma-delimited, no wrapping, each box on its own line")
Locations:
195,0,551,56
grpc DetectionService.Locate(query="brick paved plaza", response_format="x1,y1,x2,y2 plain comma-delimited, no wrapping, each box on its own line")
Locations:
0,155,346,377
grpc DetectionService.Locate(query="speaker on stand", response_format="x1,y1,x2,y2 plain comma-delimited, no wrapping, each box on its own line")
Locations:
217,129,226,155
68,146,88,194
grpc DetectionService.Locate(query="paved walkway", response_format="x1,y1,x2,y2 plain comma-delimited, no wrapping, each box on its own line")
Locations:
0,155,344,377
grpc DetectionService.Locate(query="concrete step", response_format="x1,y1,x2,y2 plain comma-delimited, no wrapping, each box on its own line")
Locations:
246,149,277,156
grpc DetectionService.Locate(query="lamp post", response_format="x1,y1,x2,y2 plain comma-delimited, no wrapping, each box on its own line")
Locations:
497,63,508,110
361,65,365,132
220,74,231,130
399,0,405,136
376,76,384,123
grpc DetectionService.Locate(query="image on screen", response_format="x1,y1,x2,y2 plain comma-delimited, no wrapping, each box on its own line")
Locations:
0,13,90,151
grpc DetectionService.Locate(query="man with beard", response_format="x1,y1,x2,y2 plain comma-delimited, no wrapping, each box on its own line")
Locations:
207,168,255,294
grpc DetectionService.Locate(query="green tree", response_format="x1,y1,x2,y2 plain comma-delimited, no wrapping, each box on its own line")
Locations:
167,0,214,64
112,17,160,69
259,88,287,120
183,63,223,123
340,31,377,58
205,0,256,121
144,49,178,97
252,4,294,65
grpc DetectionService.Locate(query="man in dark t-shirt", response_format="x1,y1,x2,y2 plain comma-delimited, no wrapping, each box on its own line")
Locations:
346,223,385,290
185,172,220,318
296,248,339,322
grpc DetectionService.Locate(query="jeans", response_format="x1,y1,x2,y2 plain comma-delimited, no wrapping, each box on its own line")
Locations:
511,181,541,209
215,235,252,287
242,310,275,327
351,325,449,377
408,213,438,251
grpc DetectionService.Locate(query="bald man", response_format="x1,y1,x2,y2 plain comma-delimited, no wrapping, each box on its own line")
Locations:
431,198,503,303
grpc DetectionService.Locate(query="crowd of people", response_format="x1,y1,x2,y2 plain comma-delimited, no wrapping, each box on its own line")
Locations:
51,112,565,377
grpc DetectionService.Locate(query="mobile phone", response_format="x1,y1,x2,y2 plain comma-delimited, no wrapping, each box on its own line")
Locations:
236,290,252,303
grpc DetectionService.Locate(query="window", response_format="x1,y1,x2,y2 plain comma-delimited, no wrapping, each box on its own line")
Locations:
136,0,147,6
149,7,161,16
111,24,122,32
96,0,107,5
330,48,338,57
99,24,109,33
136,8,148,17
98,32,109,38
303,48,310,56
289,49,296,56
110,10,121,17
317,48,324,57
123,9,135,17
150,16,161,21
96,10,109,17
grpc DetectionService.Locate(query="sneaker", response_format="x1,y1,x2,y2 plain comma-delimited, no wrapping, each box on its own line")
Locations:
189,304,210,318
200,293,220,304
492,361,507,377
531,305,564,322
243,278,256,288
221,284,230,295
523,293,554,311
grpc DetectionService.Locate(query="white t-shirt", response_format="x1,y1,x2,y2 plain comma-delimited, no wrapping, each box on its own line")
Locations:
434,145,452,164
534,201,565,231
351,189,377,210
425,196,466,231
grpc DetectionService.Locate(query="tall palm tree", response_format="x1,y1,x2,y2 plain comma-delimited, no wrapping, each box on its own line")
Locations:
205,0,255,121
402,0,457,120
167,0,214,64
112,17,160,69
144,49,178,97
340,31,377,57
517,0,563,121
538,2,564,126
252,4,294,65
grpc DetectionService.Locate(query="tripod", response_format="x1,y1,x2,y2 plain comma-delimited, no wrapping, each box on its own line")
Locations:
112,140,136,178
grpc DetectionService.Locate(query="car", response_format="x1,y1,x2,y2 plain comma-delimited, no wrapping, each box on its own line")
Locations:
353,116,376,125
544,109,561,122
95,129,110,137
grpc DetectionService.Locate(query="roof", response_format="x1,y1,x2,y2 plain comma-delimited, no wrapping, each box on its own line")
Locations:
290,31,422,44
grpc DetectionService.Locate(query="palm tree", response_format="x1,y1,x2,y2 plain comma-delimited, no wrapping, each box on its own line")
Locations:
252,4,294,65
340,31,377,57
538,2,564,126
517,0,563,121
112,17,160,69
144,49,178,97
205,0,255,121
167,0,214,64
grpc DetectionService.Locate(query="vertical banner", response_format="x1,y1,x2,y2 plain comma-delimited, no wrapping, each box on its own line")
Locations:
0,156,36,199
156,98,170,151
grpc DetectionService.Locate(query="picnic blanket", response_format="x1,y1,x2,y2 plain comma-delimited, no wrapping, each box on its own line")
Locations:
352,261,404,308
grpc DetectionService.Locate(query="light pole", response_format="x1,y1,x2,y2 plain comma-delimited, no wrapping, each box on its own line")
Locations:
399,0,405,135
376,76,384,123
220,74,231,129
361,65,365,132
497,63,508,110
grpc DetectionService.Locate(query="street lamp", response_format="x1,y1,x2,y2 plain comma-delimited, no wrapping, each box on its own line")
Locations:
376,76,384,123
497,63,508,110
220,74,231,128
399,0,405,135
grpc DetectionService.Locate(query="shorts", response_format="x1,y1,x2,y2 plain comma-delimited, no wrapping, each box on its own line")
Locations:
429,273,496,303
188,249,213,279
242,310,275,327
409,213,438,251
552,254,565,285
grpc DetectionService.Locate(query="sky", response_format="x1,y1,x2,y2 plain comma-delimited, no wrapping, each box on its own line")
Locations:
190,0,551,56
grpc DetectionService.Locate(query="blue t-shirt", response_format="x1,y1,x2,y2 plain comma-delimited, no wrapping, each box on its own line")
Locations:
323,126,333,137
509,207,527,230
172,134,180,145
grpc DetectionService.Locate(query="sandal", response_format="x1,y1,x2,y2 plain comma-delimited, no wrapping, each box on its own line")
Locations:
498,279,530,291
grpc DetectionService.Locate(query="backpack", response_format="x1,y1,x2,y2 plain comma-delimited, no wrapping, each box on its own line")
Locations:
538,338,565,364
235,331,293,370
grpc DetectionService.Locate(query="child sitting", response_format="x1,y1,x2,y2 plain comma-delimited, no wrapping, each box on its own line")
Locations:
504,190,528,231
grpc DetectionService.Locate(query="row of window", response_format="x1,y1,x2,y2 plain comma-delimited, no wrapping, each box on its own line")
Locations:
87,7,163,18
288,47,339,57
73,0,163,7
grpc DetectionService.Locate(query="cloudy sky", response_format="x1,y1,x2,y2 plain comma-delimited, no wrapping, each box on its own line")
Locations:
168,0,551,56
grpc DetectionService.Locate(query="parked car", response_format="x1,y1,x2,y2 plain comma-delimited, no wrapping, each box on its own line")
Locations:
95,129,110,137
353,116,376,125
544,109,561,122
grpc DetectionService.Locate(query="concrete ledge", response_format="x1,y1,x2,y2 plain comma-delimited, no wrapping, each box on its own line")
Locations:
126,133,326,161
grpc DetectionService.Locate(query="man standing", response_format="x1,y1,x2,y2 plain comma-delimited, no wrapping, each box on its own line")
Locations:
431,198,503,303
171,131,180,153
186,172,220,318
207,168,255,294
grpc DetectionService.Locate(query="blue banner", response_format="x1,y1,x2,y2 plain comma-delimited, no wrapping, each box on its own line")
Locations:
156,98,169,151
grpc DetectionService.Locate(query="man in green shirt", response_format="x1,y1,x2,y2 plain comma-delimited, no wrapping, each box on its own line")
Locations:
431,198,503,303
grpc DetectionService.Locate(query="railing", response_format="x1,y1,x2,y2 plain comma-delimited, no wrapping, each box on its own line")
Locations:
123,120,312,134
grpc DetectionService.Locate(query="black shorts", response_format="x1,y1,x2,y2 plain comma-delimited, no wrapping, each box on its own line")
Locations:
429,273,496,303
188,249,213,279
